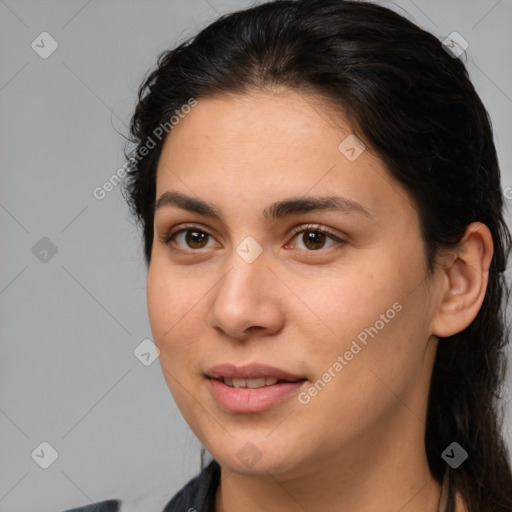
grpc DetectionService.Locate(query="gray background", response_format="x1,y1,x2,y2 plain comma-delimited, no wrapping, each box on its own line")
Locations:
1,1,511,511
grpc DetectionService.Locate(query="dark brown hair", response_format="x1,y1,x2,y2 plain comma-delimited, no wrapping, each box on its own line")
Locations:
122,1,512,509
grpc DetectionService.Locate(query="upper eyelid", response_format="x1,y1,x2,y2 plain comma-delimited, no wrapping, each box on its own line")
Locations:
289,224,340,237
165,223,217,240
165,223,343,247
287,225,345,247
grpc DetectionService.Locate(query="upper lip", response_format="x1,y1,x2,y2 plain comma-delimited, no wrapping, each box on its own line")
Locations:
205,363,305,381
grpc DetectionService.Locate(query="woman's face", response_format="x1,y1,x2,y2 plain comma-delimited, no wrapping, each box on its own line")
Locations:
147,89,441,478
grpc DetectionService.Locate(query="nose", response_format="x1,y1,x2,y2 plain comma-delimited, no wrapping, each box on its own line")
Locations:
207,247,285,340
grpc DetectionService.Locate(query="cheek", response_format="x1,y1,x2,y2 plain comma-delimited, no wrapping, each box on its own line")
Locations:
294,255,429,385
147,262,202,340
147,273,177,342
146,267,206,412
291,265,401,343
146,262,218,380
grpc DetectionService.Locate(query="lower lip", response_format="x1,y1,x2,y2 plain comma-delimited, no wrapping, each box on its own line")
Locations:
207,378,306,413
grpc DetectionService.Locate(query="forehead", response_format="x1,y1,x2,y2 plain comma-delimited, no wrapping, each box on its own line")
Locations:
154,90,415,224
159,89,347,163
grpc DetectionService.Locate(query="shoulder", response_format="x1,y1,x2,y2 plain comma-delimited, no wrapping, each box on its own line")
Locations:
162,459,221,512
61,499,121,512
60,461,221,512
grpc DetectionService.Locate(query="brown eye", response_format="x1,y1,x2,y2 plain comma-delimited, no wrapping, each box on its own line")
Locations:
166,228,217,250
302,230,327,250
287,225,344,252
184,230,209,249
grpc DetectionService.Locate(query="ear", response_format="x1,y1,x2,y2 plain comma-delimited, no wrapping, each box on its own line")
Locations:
431,222,494,338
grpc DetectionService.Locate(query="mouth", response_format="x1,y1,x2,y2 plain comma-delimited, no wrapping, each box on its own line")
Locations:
205,362,306,382
205,363,307,413
213,376,305,389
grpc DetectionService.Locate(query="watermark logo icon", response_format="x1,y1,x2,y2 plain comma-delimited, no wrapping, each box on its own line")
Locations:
237,442,262,468
442,32,468,59
31,441,59,469
134,338,160,366
31,32,59,59
32,237,58,263
236,236,263,264
338,134,366,161
442,442,468,469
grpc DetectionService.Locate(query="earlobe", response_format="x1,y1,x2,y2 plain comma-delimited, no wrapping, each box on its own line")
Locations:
431,222,494,338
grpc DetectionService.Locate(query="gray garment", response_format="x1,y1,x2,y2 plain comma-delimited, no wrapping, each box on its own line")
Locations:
62,460,220,512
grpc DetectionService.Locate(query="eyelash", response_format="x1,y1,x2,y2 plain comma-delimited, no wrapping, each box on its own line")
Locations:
162,223,346,253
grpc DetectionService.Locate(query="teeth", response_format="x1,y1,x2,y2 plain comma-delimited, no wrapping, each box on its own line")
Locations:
223,377,280,388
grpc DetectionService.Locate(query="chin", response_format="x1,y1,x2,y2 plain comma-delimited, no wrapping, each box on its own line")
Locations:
209,436,307,477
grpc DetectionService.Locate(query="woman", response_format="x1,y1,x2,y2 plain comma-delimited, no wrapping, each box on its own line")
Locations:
64,0,512,511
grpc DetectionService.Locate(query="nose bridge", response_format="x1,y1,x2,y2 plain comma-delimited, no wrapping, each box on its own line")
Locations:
217,241,269,312
208,239,284,337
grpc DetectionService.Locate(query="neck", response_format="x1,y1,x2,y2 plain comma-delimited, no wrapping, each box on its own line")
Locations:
214,411,443,512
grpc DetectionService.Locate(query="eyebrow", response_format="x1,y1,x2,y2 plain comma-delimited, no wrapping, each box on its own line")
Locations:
154,191,372,221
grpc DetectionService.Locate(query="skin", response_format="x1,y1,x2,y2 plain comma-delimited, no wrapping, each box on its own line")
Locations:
147,88,492,512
